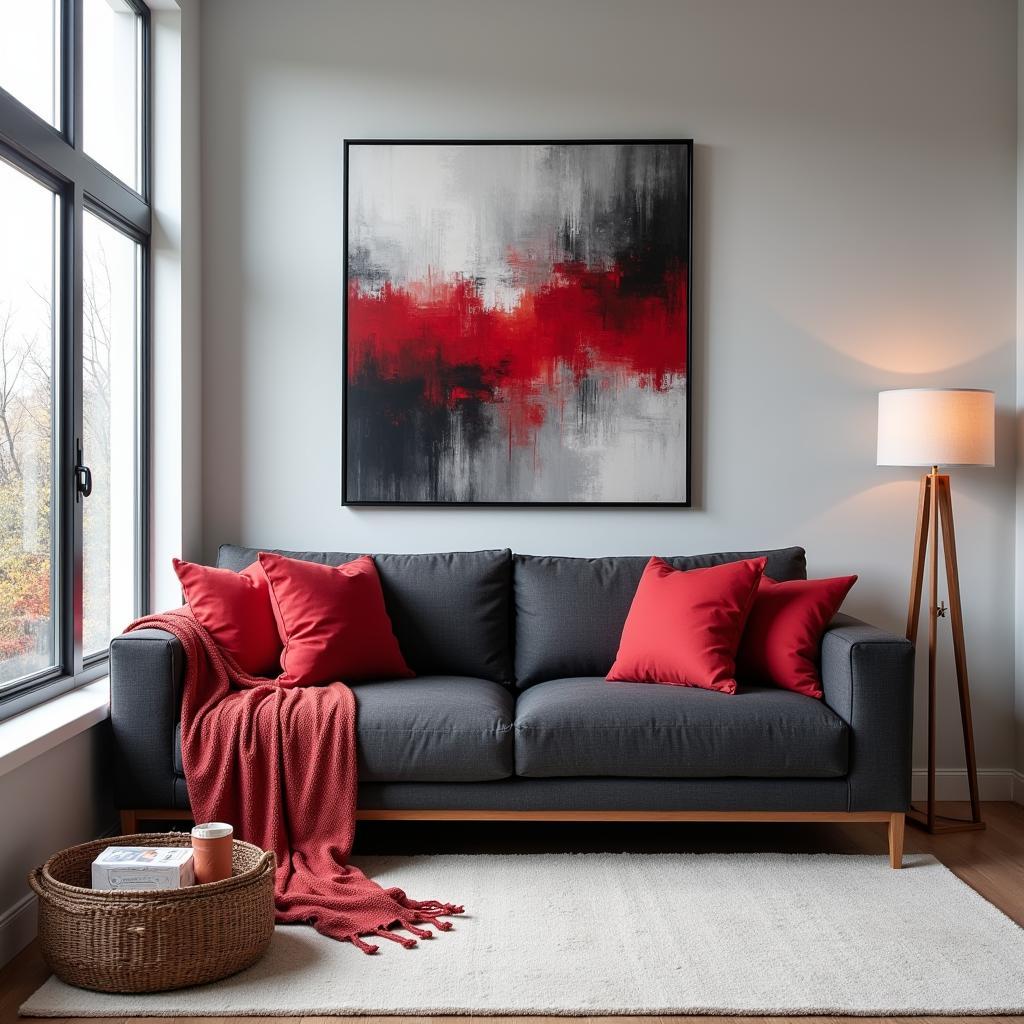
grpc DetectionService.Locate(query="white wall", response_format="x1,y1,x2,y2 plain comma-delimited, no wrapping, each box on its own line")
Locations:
200,0,1019,781
149,0,203,611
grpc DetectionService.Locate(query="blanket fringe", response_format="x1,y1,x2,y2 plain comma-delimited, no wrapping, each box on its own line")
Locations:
407,902,464,932
348,934,379,955
344,903,465,955
375,926,417,949
402,897,465,914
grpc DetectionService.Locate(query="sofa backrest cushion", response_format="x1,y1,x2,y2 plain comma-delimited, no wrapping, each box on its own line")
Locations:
513,547,807,688
218,546,513,683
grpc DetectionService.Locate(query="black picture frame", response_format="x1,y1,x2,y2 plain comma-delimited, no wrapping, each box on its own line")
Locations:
342,138,693,508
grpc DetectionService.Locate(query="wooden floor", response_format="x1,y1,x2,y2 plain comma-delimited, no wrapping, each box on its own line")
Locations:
3,800,1023,1023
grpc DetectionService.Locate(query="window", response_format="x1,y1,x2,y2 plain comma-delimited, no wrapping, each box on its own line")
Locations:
0,159,58,686
82,211,140,655
0,2,60,127
83,0,142,190
0,0,149,716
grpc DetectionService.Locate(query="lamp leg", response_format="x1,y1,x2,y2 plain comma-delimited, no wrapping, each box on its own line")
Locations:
926,468,939,831
935,476,984,829
905,474,931,645
905,471,936,831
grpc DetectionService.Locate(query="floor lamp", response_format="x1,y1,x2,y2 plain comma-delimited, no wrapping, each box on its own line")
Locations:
877,388,994,834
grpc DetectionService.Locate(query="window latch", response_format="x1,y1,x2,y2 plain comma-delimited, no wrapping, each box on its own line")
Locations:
74,440,93,501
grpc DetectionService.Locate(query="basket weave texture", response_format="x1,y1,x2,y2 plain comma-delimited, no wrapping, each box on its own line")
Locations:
29,831,276,993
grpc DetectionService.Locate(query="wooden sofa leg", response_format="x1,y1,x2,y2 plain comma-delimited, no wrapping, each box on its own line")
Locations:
120,810,138,835
888,812,905,868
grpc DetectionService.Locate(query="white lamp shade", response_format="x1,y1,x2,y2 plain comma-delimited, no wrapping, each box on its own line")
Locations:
877,388,995,467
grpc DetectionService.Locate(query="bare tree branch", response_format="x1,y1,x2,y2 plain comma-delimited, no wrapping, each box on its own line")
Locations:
0,305,28,482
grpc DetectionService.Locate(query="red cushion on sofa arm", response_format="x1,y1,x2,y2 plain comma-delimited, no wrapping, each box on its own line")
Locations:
738,574,857,698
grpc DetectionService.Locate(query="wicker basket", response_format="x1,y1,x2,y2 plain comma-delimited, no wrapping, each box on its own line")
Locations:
28,831,275,993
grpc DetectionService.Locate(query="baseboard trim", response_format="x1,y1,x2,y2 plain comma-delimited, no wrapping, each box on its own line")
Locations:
0,890,36,969
911,769,1018,802
1013,771,1024,806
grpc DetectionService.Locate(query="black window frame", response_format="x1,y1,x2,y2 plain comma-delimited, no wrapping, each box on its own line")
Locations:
0,0,151,721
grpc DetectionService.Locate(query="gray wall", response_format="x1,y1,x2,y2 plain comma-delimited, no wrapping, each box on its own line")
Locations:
0,727,110,965
199,0,1019,780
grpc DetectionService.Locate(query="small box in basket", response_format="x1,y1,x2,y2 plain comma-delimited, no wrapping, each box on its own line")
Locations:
91,846,195,890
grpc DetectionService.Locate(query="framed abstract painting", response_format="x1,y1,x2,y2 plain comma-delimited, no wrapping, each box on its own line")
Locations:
343,139,692,506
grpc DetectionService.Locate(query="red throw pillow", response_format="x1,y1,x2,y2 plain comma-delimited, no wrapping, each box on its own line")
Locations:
259,552,413,686
738,575,858,698
172,558,281,677
606,556,767,694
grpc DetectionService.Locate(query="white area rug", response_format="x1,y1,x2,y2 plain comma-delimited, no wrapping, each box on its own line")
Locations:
21,852,1024,1016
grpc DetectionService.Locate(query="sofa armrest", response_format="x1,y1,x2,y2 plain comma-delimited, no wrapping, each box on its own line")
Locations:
820,613,914,812
109,628,184,810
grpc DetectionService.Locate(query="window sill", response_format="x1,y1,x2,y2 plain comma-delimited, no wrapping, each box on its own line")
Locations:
0,678,110,779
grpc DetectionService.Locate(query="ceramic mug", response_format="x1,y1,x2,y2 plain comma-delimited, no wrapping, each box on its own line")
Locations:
191,822,234,884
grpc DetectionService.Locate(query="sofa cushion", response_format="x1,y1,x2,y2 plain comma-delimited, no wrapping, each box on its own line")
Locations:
174,675,515,783
514,675,847,778
353,675,514,782
514,547,807,687
218,546,513,683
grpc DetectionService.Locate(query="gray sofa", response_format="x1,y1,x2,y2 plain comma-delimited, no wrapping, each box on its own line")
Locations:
110,545,915,866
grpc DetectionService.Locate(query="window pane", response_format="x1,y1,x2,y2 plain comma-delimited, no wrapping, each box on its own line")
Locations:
0,159,57,687
83,0,141,190
82,211,138,655
0,0,60,126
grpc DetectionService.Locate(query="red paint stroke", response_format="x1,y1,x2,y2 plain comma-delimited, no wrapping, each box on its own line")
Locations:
348,262,686,448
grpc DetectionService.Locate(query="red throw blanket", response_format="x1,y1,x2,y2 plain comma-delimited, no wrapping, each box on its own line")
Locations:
128,610,463,953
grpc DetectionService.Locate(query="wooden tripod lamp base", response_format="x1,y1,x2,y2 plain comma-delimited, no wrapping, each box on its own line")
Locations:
905,469,983,834
878,388,994,837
